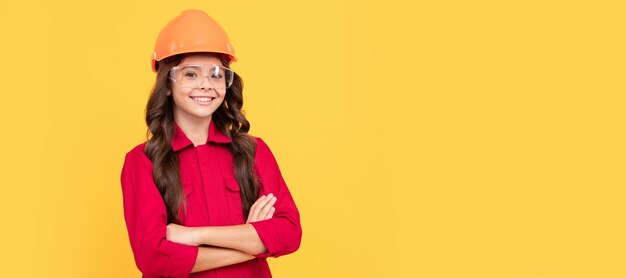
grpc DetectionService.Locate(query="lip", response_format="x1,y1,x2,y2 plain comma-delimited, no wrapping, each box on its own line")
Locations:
190,95,217,98
189,96,216,106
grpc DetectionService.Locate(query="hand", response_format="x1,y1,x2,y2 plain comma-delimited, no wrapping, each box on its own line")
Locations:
246,193,277,223
166,223,201,246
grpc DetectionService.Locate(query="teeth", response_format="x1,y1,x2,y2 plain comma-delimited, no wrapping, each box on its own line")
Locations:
191,97,214,102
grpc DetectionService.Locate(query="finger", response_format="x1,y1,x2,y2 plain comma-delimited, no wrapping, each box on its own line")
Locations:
261,206,275,221
247,195,269,223
264,195,277,210
252,193,273,215
248,195,266,218
248,195,265,215
268,207,276,219
259,196,277,219
252,194,266,207
248,194,274,223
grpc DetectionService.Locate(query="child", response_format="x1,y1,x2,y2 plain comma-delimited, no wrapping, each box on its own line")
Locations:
120,9,302,277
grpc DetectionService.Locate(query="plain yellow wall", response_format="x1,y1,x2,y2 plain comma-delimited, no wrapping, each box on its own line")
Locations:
1,0,624,277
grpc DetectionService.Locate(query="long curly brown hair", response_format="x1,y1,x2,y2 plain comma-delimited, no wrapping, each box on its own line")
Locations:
144,53,259,224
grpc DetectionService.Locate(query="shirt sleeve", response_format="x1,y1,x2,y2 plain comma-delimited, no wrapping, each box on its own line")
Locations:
120,148,199,277
249,138,303,258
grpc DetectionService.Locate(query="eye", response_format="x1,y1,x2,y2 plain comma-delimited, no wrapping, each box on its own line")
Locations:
179,66,202,79
184,71,198,78
211,67,225,79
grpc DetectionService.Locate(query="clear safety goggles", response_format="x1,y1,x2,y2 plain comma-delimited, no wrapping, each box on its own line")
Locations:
169,64,235,90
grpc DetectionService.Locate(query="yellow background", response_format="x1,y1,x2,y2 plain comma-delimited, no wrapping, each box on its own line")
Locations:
1,0,624,277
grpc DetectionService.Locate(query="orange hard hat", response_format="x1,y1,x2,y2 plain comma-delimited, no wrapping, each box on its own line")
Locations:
151,9,237,72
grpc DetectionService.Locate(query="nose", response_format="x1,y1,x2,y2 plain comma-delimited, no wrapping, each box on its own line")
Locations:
197,76,215,90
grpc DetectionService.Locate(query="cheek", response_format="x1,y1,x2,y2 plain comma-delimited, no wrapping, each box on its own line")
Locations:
218,92,228,101
217,97,227,107
172,92,189,106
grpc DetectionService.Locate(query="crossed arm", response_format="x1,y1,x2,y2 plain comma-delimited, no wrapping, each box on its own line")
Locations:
166,193,278,273
121,138,301,277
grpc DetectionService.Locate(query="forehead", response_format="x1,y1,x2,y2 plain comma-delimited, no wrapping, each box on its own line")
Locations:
180,53,222,66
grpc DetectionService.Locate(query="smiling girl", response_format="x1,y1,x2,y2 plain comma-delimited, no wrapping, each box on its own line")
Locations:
120,10,302,277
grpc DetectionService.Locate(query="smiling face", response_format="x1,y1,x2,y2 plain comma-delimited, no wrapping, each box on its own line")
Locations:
167,53,228,122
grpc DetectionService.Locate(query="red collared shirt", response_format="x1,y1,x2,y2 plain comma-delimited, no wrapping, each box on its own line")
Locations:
120,120,302,277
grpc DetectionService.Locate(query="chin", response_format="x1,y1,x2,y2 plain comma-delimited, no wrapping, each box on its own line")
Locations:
192,112,214,118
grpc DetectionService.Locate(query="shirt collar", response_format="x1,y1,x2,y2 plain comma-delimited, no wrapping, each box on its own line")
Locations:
171,120,232,151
